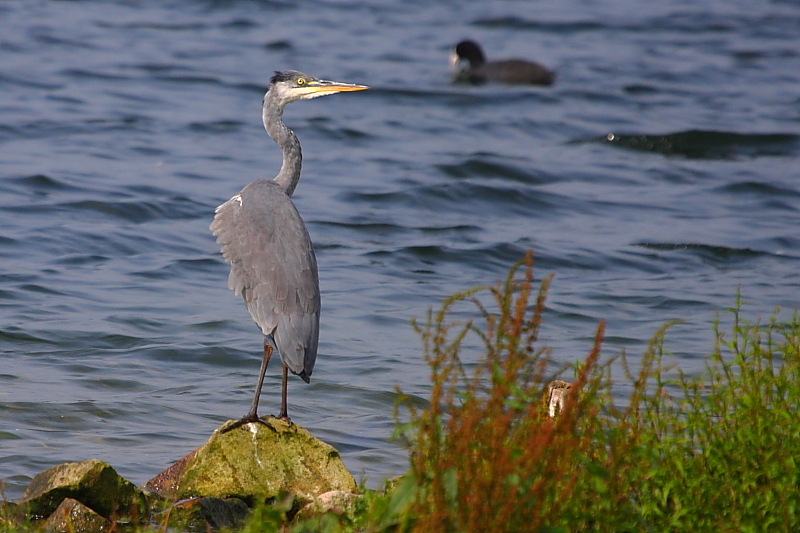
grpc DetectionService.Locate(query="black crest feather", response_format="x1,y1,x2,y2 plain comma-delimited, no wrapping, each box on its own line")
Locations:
270,70,313,85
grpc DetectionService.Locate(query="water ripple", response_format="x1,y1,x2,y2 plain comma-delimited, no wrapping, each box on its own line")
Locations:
634,242,775,264
188,120,244,134
3,196,207,224
438,157,554,185
600,130,799,159
718,181,800,199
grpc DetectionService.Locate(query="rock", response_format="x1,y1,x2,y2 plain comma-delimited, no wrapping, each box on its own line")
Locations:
143,448,199,500
546,380,572,417
42,498,111,533
166,497,250,531
139,487,167,516
295,490,362,521
177,417,356,504
316,490,361,511
18,459,148,522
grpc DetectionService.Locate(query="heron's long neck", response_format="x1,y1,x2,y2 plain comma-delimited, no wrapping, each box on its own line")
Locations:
263,92,302,197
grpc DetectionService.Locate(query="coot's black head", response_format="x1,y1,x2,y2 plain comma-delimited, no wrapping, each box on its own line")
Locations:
454,40,486,67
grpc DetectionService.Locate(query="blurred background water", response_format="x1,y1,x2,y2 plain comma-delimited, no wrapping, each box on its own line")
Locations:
1,0,799,499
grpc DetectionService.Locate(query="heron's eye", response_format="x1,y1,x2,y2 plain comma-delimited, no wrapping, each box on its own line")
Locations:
297,78,306,86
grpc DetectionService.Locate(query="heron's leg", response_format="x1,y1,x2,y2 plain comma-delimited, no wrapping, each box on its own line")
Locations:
221,338,276,433
246,339,273,418
278,364,292,424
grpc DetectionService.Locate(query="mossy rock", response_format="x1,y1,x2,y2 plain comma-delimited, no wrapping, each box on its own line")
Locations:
177,417,356,504
294,490,363,522
166,497,250,531
143,448,199,500
42,498,111,533
19,459,147,522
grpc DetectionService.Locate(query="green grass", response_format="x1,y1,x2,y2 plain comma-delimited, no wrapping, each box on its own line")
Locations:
4,253,799,533
273,252,800,533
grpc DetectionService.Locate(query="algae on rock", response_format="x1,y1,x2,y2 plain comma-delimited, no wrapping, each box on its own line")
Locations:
294,490,363,522
18,459,147,522
177,417,356,503
43,498,112,533
166,497,250,531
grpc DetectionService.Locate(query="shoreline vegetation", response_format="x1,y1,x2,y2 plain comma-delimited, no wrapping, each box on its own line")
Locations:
3,252,799,532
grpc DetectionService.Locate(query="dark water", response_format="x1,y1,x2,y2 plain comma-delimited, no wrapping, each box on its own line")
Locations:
2,0,799,498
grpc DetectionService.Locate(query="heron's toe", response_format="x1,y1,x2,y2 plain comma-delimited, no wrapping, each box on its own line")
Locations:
220,414,277,433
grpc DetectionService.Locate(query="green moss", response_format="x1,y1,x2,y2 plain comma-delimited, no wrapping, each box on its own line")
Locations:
18,459,147,522
177,417,356,504
42,498,111,533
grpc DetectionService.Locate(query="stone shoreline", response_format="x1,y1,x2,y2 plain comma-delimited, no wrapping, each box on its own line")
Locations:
0,417,362,532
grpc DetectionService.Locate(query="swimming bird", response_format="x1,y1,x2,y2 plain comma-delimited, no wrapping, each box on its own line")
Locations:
210,70,368,432
450,40,555,86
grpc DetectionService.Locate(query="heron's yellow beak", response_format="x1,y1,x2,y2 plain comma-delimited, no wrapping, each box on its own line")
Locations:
298,80,369,99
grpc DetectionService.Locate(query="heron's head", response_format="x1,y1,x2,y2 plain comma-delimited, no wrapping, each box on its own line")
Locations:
267,70,368,107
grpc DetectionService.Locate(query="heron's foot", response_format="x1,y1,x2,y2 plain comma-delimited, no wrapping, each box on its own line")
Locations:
275,411,293,426
220,414,277,434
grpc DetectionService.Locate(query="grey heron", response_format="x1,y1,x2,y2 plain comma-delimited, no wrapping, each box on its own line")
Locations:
450,40,554,86
210,70,368,432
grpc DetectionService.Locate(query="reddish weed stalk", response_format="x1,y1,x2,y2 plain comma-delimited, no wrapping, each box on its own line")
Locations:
399,252,606,532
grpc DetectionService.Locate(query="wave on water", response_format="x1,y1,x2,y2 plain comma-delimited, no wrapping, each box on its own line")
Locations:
263,40,293,51
634,242,773,263
8,174,82,192
1,175,210,224
0,115,154,143
717,181,800,199
188,120,244,134
471,16,603,32
0,73,62,90
345,181,560,215
368,241,533,272
474,13,799,36
438,157,553,185
93,20,210,31
3,197,205,224
599,130,799,159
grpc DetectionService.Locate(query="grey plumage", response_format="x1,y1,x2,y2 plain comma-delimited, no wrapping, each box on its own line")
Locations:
211,179,319,381
210,70,367,429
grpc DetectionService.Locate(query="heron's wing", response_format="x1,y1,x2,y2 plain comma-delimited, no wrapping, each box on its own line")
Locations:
210,179,320,378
